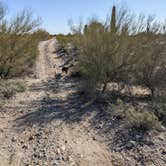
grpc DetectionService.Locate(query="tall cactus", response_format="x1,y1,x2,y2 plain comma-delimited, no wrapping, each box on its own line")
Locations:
146,21,150,33
84,24,88,35
110,5,116,34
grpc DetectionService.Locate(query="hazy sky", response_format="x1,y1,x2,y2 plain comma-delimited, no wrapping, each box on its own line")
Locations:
4,0,166,34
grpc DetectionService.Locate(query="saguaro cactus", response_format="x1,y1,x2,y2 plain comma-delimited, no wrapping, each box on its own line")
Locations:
110,5,116,34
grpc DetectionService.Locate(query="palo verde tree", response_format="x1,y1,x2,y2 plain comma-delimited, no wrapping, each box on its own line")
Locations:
71,6,136,96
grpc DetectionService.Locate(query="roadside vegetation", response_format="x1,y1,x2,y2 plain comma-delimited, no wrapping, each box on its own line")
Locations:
0,2,50,78
61,5,166,131
0,1,50,106
0,79,25,107
55,33,76,48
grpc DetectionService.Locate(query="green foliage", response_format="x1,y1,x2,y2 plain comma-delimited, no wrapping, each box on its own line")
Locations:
56,33,76,48
0,31,50,78
0,2,50,78
70,5,166,98
125,109,161,131
132,34,166,96
112,99,162,131
150,102,166,125
71,19,135,95
0,34,34,77
0,80,25,99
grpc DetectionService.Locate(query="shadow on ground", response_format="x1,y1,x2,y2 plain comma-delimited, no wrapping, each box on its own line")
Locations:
14,76,161,156
15,76,96,128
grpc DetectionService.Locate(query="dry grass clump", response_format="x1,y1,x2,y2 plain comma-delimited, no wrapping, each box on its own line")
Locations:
150,102,166,125
0,80,25,99
111,99,162,131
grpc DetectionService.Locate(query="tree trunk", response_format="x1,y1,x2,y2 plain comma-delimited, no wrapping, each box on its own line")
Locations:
150,87,155,99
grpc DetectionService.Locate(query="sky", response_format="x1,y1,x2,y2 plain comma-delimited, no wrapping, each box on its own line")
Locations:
3,0,166,34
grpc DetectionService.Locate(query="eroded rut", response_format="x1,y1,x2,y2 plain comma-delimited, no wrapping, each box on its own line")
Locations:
0,39,112,166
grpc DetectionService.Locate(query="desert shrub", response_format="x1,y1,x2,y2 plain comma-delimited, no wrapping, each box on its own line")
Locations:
69,7,141,95
33,29,50,41
0,80,25,99
56,33,76,48
125,108,161,131
111,99,161,131
0,33,36,77
132,34,166,97
0,2,49,78
150,102,166,125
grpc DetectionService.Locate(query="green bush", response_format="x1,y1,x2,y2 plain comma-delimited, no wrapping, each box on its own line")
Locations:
56,33,76,48
0,80,25,99
151,102,166,125
72,20,134,95
69,7,136,95
125,108,161,131
0,2,50,78
111,99,161,131
0,34,34,77
132,34,166,97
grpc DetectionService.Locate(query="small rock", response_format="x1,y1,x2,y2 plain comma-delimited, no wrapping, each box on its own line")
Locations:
126,141,136,149
67,156,73,162
92,136,96,141
11,136,17,142
33,153,38,158
20,140,24,144
145,141,154,146
77,154,83,158
52,161,59,165
39,152,44,158
135,135,142,140
160,125,166,131
162,149,166,155
28,135,34,141
60,145,66,152
56,155,63,161
158,134,165,141
56,148,61,155
99,123,104,129
22,144,28,149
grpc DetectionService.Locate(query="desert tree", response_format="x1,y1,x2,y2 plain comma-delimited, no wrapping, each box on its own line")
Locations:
131,16,166,97
70,6,137,95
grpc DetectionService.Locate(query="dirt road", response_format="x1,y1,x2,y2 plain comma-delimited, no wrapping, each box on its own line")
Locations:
0,38,112,166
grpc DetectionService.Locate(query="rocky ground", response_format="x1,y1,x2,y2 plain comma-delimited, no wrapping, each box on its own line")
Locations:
0,38,112,166
0,38,165,166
